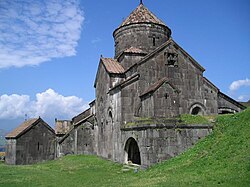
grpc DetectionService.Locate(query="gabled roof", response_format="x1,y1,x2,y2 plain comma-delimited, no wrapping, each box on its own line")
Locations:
101,58,125,74
5,118,55,139
94,57,125,88
119,3,167,28
140,77,180,98
72,108,91,125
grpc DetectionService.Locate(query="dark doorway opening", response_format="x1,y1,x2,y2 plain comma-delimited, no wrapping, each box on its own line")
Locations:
125,138,141,165
191,106,202,115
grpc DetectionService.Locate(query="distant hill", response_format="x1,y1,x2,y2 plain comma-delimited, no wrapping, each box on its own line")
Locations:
240,100,250,108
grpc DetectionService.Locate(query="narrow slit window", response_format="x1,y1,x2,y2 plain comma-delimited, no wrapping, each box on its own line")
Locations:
153,38,156,46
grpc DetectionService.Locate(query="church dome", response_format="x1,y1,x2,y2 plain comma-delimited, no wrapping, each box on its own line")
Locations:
119,3,167,28
113,3,171,58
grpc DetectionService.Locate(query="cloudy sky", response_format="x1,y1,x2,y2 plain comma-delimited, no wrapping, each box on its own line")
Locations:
0,0,249,131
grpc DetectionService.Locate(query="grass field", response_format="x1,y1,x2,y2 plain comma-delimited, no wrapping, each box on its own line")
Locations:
0,108,249,187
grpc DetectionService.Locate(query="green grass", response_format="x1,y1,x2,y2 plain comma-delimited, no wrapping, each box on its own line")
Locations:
0,155,138,187
179,114,214,124
0,109,250,186
126,114,213,127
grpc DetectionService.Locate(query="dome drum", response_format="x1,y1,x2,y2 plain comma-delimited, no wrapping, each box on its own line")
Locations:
114,23,171,58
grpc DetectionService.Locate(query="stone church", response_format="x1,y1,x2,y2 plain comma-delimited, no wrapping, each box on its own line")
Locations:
6,3,245,166
56,3,245,167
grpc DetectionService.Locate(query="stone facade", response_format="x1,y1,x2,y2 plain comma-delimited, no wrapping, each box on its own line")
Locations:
58,3,245,167
5,118,55,165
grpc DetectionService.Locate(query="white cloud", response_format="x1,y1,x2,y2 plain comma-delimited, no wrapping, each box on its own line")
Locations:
0,0,84,68
0,89,88,120
229,78,250,91
237,95,250,102
0,94,31,119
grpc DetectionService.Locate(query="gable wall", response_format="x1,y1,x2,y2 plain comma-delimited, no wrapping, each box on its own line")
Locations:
75,122,95,155
154,84,180,117
134,45,218,116
95,63,111,157
15,122,55,165
95,62,124,160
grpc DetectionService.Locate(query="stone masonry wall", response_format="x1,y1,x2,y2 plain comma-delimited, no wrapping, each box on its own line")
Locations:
15,122,55,165
114,23,170,58
5,139,16,165
218,93,244,113
119,124,212,167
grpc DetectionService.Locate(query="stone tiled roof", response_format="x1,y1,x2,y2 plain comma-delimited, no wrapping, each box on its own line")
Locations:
140,77,180,97
119,3,166,28
6,118,39,138
55,120,72,135
124,47,145,54
101,58,125,74
72,108,91,125
141,77,168,97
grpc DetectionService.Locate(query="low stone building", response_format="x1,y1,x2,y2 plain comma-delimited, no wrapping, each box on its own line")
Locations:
5,117,56,165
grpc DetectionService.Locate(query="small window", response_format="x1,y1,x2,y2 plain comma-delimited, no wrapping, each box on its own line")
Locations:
153,38,156,46
165,52,178,67
37,142,40,151
164,93,168,99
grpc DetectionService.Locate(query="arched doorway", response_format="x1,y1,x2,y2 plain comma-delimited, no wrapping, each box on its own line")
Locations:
191,106,202,115
124,138,141,165
189,103,205,115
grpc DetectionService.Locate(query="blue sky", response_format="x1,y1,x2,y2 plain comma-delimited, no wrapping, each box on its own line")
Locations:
0,0,249,131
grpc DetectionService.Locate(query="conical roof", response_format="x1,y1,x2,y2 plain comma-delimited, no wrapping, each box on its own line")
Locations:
119,3,166,28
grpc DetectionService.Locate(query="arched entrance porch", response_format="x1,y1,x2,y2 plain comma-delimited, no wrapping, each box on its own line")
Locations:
124,137,141,165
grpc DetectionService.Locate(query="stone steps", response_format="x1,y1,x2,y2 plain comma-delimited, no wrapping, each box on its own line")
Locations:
122,161,140,172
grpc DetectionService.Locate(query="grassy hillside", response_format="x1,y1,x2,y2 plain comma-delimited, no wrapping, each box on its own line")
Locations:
0,109,249,186
140,108,250,186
